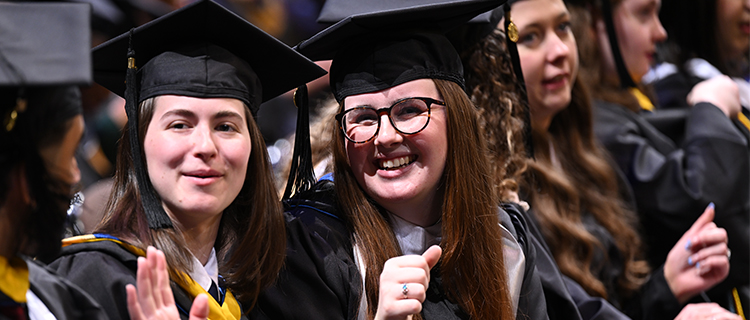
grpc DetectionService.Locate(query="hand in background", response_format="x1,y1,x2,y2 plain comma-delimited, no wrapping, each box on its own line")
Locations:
688,75,741,118
664,204,730,304
673,303,741,320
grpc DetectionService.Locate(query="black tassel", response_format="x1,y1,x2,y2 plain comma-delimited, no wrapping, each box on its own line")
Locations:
124,29,173,229
283,84,316,200
504,4,534,159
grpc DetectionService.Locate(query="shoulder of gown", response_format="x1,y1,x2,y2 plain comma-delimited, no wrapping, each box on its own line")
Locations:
25,257,109,320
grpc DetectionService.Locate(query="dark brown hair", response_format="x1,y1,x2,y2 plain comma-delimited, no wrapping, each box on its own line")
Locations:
95,96,286,306
333,79,514,320
568,1,657,113
460,29,529,202
462,17,649,302
525,79,649,300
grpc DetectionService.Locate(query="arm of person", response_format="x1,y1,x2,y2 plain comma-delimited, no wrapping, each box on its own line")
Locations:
593,98,749,295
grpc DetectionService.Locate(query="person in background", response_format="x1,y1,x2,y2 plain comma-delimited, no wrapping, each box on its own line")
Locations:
649,0,749,110
566,0,749,312
0,3,107,319
479,0,736,318
48,1,326,319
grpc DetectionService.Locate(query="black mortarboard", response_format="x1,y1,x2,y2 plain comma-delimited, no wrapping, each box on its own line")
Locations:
297,0,506,102
94,0,326,229
0,2,91,132
93,0,326,117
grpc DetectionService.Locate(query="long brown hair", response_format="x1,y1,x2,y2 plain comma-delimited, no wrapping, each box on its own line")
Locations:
333,79,514,320
461,0,649,304
525,79,649,300
95,96,286,306
568,1,657,113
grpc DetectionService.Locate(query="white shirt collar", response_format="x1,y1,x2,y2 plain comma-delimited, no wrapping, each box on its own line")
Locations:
188,248,218,291
388,213,442,256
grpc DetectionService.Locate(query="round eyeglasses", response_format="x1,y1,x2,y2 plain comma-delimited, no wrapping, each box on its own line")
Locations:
336,97,445,144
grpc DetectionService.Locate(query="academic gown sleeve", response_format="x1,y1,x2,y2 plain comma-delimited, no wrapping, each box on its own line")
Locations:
500,204,550,320
592,100,750,299
48,242,137,320
253,182,362,320
26,259,109,320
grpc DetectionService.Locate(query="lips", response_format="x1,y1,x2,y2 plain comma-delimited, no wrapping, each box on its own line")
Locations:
542,74,568,90
377,155,417,170
183,169,223,179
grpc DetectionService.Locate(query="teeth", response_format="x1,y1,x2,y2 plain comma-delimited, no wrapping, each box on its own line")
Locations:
380,156,412,169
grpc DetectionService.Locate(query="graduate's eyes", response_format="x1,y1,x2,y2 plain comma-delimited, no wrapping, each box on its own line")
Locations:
216,123,240,132
168,121,190,130
518,31,541,47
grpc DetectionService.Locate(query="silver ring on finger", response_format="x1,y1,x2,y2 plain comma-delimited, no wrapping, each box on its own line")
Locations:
402,283,409,299
727,248,731,260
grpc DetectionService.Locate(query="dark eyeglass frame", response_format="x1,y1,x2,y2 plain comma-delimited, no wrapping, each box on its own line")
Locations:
336,97,445,144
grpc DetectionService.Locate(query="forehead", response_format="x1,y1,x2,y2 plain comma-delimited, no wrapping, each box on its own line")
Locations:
510,0,569,27
152,95,248,116
343,79,440,109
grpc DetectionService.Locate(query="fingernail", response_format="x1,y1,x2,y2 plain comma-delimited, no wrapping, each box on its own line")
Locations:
685,239,692,250
688,256,694,266
695,261,700,269
708,202,715,210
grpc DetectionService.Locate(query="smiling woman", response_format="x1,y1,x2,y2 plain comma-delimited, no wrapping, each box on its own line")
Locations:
47,1,326,319
254,1,551,320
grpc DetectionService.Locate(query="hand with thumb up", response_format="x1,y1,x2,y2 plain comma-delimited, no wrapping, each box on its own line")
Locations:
374,245,442,320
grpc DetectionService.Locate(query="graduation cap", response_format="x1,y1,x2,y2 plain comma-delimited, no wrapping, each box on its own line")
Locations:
282,0,505,199
93,0,326,229
0,1,91,132
297,0,506,102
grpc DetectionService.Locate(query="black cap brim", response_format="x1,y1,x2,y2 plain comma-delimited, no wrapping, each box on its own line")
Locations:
296,0,507,61
317,0,498,25
0,2,91,87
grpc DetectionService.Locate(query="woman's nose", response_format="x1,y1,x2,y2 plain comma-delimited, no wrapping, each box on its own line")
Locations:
374,114,403,147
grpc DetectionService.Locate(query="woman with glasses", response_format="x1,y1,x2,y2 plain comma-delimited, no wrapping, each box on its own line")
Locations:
254,1,549,319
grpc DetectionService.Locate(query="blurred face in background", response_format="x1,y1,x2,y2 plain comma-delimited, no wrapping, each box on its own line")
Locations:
512,0,578,131
39,115,84,190
716,0,750,64
598,0,667,83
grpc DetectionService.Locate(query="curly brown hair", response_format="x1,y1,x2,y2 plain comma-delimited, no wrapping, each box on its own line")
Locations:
460,29,529,202
462,20,649,302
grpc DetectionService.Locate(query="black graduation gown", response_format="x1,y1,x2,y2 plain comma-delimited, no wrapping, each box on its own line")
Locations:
0,258,108,320
48,239,248,320
510,203,629,320
254,180,549,320
592,98,750,309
